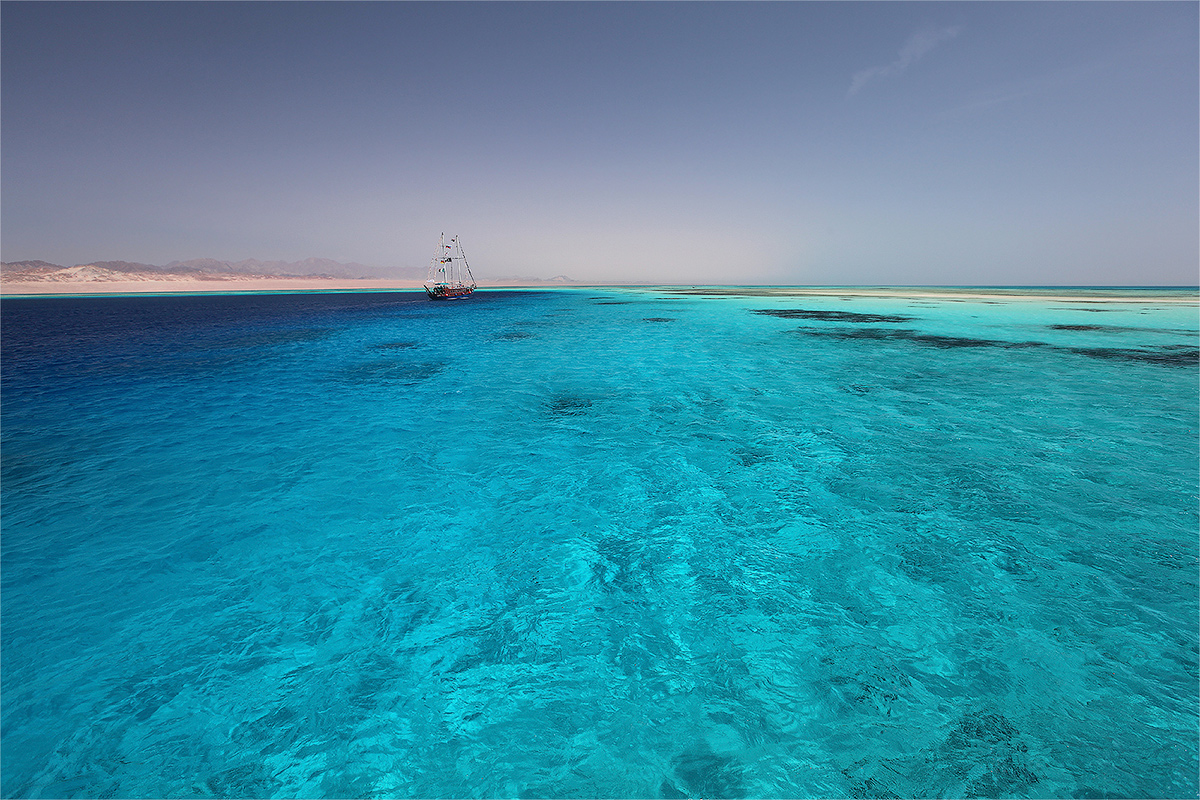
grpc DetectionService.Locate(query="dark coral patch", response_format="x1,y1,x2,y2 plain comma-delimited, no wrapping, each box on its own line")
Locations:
752,308,915,323
548,396,592,416
1071,346,1198,367
910,333,1009,349
663,750,746,799
793,327,1008,348
1047,324,1166,334
789,325,1200,365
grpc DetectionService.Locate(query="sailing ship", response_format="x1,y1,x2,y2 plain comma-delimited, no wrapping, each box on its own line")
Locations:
424,233,476,300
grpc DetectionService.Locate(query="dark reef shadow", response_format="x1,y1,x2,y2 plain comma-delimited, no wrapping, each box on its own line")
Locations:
788,326,1198,367
548,396,593,416
752,308,915,324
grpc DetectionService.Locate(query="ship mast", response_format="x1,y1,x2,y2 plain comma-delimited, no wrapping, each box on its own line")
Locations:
457,238,475,287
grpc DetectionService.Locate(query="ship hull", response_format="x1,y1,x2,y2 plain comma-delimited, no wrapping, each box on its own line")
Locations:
424,284,475,300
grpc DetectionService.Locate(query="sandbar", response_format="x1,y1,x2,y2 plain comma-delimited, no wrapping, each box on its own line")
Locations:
1,278,1195,304
652,286,1199,304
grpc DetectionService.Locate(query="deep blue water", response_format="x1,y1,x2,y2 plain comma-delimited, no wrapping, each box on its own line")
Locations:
2,287,1197,798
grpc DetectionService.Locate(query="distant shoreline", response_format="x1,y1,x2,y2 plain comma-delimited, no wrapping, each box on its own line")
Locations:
653,285,1200,303
0,277,579,297
1,278,1196,304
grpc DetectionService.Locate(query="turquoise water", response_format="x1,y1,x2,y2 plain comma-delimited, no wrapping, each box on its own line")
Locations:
2,287,1197,798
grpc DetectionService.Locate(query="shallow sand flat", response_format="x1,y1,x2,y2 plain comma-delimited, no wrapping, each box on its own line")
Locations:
2,279,1195,303
652,285,1200,304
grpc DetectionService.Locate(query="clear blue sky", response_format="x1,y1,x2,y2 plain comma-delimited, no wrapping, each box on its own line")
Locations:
2,1,1196,285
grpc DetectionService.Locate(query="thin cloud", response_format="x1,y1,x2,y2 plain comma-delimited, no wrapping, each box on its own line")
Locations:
937,60,1106,120
848,26,963,97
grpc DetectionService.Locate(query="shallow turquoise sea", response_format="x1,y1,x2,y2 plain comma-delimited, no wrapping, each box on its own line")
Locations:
2,287,1197,798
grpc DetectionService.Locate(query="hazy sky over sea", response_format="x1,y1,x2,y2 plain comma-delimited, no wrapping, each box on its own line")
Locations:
2,1,1196,285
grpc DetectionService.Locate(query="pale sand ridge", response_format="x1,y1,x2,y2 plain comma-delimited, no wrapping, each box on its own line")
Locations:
1,277,1195,304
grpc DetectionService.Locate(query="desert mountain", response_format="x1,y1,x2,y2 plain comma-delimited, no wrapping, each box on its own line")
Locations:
162,258,395,278
2,258,428,281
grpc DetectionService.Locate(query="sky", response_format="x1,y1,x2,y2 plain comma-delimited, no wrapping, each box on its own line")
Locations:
2,1,1197,285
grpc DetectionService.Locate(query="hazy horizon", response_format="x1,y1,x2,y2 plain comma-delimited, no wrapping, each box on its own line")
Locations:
4,256,1200,289
2,2,1197,286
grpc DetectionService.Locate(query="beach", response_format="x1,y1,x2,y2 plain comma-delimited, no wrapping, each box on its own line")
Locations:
0,277,573,296
3,276,1196,304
